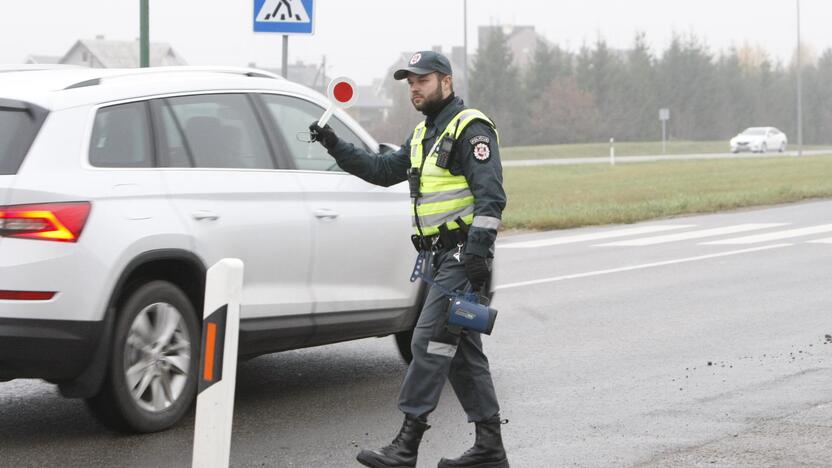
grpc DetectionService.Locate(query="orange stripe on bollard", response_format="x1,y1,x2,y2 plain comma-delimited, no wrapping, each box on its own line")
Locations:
203,322,217,381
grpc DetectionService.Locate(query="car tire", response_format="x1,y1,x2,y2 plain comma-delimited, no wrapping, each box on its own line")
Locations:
86,280,199,433
779,143,786,153
395,329,414,364
760,144,767,154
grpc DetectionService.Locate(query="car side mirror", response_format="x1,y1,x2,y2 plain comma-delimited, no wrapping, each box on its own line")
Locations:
378,143,399,154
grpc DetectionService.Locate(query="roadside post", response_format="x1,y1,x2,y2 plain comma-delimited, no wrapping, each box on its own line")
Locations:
659,108,670,154
253,0,316,79
609,138,615,166
192,259,244,468
317,77,359,127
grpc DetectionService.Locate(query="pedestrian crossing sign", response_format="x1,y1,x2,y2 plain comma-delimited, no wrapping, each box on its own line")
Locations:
253,0,315,35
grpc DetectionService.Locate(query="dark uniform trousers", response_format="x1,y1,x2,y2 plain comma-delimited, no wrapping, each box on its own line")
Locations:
398,246,500,423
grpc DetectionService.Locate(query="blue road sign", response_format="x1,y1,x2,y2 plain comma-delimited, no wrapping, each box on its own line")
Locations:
253,0,315,35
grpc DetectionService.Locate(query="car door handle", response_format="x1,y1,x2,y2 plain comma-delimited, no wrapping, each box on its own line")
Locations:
313,209,339,220
191,210,220,221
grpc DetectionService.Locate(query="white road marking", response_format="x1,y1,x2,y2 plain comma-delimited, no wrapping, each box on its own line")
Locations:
702,224,832,245
499,225,696,249
596,223,788,246
493,243,792,291
807,237,832,244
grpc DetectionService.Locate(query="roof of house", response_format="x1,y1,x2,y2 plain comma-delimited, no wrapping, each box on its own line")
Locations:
61,38,187,68
25,55,62,64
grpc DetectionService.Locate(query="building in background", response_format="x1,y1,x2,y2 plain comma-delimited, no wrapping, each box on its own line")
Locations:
350,80,392,128
25,36,186,68
478,25,541,69
248,60,327,93
24,55,61,65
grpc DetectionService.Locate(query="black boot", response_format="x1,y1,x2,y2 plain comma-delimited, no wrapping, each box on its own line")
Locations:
438,415,509,468
357,414,431,468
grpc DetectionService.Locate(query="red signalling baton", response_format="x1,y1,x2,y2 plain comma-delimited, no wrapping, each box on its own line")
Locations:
317,77,358,128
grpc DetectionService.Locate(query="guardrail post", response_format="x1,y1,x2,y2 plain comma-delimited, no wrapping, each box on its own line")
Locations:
192,258,244,468
610,138,616,166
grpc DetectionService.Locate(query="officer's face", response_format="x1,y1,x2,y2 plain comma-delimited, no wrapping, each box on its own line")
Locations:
407,73,444,111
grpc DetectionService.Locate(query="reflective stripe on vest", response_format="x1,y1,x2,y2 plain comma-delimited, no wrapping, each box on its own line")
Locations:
409,108,496,236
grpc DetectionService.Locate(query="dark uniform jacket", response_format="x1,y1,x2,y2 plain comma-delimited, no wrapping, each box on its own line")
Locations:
325,95,507,258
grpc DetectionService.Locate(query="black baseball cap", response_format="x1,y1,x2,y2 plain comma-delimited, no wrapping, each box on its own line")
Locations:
394,51,453,80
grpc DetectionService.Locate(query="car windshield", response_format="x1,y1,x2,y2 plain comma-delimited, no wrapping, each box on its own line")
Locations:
0,108,42,175
741,128,768,136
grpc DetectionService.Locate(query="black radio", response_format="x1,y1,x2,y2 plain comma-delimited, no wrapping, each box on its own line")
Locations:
435,135,455,169
407,167,421,199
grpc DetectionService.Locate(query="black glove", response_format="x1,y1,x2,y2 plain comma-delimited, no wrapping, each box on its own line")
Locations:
309,122,339,150
463,253,490,292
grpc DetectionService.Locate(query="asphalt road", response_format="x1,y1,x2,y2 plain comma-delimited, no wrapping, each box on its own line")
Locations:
503,149,832,167
2,200,831,467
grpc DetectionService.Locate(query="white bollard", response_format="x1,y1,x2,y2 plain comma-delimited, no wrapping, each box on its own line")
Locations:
609,138,616,166
192,258,244,468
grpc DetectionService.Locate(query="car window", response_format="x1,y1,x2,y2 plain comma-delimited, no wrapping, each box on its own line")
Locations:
742,128,767,136
0,106,45,175
158,94,274,169
260,94,369,172
89,102,153,168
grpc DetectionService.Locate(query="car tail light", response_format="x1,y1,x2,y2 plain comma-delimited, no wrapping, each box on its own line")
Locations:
0,290,56,300
0,202,91,242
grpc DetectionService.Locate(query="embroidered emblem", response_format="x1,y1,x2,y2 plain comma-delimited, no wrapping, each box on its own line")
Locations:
473,142,491,162
410,53,422,65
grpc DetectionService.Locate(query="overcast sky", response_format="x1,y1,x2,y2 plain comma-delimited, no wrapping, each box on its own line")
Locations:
1,0,830,84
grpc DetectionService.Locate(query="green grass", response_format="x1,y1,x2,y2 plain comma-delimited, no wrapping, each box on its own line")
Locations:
501,140,831,160
502,155,832,231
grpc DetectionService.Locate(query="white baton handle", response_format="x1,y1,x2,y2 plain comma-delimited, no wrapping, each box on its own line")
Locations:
317,102,336,128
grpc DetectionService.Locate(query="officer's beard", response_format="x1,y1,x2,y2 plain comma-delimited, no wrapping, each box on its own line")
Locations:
413,83,447,117
416,91,455,122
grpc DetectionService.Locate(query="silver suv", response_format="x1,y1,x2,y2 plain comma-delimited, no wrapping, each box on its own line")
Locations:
0,67,425,432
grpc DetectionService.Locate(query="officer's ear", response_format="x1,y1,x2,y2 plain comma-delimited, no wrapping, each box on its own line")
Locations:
439,73,454,96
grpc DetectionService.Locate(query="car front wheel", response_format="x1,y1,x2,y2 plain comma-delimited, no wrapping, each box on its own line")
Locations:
87,280,199,433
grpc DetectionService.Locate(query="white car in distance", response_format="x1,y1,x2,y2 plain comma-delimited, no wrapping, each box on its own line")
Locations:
730,127,787,153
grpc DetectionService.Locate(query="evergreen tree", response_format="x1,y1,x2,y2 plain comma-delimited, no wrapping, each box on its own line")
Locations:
469,27,522,145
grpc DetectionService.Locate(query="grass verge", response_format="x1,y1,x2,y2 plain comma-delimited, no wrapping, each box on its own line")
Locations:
502,155,832,231
502,140,831,160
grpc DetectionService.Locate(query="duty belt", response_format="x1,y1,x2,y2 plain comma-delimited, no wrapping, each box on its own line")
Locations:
411,227,467,252
411,216,471,252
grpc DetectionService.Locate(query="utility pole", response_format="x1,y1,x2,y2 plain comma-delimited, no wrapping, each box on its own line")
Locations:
282,35,289,79
463,0,469,101
796,0,803,157
140,0,149,68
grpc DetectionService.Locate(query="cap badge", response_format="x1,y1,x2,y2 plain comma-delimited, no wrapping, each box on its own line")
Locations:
409,53,422,65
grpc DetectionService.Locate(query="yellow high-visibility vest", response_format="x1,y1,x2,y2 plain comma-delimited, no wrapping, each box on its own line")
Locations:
409,108,496,236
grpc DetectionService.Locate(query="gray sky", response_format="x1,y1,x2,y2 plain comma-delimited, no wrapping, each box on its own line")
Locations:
1,0,830,84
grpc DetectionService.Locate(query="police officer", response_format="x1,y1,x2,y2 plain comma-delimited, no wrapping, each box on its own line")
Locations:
309,51,508,468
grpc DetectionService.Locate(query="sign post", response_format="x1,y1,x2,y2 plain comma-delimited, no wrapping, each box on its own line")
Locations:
253,0,316,79
659,108,670,154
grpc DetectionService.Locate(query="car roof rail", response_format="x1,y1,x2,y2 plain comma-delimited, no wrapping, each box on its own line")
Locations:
63,66,284,90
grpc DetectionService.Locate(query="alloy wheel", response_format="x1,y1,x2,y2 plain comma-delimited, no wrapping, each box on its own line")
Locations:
123,302,192,413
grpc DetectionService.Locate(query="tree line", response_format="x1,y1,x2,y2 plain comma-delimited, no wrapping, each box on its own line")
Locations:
369,31,832,148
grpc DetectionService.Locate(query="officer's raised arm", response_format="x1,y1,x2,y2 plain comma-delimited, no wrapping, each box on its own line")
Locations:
308,122,411,187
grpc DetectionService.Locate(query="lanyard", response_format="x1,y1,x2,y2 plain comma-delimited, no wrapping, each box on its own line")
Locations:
410,252,477,302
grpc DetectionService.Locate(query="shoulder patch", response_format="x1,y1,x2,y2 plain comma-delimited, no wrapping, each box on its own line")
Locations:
469,135,490,146
472,141,491,163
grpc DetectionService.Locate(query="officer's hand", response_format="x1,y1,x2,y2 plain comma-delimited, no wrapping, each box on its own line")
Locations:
309,122,339,150
463,253,490,292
